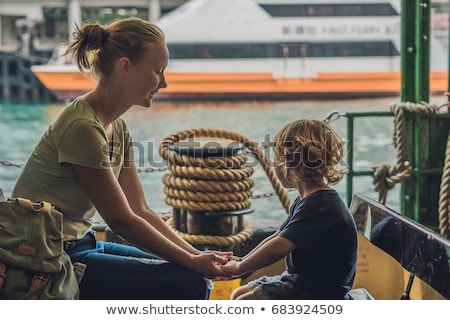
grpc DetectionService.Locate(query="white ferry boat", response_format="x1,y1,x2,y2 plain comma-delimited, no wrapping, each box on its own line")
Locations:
31,0,449,100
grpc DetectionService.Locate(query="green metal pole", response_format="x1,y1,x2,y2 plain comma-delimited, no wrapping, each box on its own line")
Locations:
401,0,430,102
400,0,415,101
400,0,431,222
418,0,430,102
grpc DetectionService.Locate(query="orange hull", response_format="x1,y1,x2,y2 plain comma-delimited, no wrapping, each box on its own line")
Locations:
32,69,448,101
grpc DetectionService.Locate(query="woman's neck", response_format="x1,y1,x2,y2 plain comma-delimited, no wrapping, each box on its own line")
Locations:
84,89,126,127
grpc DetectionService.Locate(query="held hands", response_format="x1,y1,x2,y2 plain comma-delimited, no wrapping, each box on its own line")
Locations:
192,251,242,279
220,258,243,277
192,251,233,279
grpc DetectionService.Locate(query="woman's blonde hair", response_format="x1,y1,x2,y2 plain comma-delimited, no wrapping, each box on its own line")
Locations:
64,17,165,80
273,119,347,186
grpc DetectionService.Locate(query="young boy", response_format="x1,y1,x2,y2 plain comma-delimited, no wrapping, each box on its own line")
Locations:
221,119,358,300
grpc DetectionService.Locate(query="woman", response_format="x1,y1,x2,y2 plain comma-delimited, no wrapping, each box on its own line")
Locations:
12,17,229,299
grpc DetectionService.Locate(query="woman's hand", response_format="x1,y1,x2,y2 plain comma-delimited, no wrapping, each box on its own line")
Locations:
205,250,234,259
220,259,242,277
191,252,230,279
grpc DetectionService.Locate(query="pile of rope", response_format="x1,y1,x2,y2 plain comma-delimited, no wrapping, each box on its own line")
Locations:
159,128,291,247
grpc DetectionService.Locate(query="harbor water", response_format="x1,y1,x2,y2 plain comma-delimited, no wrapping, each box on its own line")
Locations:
3,96,445,222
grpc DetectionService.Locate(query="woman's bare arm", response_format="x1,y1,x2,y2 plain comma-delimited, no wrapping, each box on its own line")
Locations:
118,161,202,254
73,164,228,278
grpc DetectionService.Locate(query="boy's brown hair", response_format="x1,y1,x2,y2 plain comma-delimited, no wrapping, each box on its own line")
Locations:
273,119,347,186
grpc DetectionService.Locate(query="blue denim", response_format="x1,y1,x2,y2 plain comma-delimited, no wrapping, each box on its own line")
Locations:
65,231,208,300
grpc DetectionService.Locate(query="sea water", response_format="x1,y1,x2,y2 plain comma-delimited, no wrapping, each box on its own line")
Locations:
2,96,444,222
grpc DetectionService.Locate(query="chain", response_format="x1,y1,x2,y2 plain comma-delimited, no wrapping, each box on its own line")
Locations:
252,188,296,199
136,166,168,173
0,159,169,173
323,110,346,124
1,159,291,200
0,159,24,168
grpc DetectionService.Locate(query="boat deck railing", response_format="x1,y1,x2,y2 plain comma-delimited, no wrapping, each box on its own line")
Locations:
327,110,394,205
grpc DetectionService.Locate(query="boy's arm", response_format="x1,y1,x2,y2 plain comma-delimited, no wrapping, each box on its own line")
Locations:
242,229,281,259
222,235,294,276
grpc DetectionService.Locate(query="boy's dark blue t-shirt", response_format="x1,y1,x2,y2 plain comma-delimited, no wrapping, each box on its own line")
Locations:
279,189,358,299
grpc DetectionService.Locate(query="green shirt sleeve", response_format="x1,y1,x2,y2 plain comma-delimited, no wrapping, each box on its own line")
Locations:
57,118,111,169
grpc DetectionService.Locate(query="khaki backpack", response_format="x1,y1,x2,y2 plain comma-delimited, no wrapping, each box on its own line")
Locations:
0,198,86,299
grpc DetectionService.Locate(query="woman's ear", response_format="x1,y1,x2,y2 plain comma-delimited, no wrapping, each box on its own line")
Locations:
118,57,131,72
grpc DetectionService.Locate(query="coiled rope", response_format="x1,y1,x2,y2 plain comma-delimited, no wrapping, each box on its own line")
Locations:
159,128,291,246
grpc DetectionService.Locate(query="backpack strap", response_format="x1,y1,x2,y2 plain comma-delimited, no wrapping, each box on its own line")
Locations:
0,262,48,299
0,262,6,293
27,275,49,300
10,197,52,214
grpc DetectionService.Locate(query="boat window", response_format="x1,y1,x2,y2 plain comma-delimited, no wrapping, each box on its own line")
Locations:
42,7,68,43
319,44,337,57
168,42,399,59
168,43,283,59
259,4,399,17
303,42,399,58
364,42,398,56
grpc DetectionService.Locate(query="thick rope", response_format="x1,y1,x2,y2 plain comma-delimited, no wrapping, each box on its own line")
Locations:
159,128,291,246
163,215,254,247
374,102,437,205
438,130,450,239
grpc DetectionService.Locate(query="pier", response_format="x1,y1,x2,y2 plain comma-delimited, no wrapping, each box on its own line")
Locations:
0,17,56,102
0,49,56,102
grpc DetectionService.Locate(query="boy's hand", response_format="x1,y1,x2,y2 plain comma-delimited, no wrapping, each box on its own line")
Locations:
220,259,241,277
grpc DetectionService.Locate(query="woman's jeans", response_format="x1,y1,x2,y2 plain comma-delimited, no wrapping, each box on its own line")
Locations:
65,231,209,300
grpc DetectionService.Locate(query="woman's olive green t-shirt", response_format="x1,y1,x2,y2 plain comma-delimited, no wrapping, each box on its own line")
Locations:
12,98,134,241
